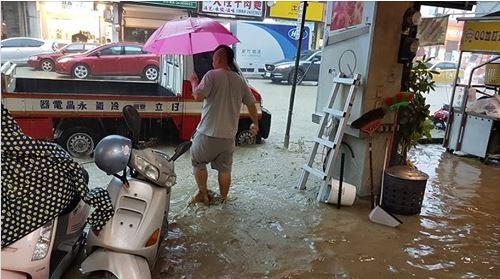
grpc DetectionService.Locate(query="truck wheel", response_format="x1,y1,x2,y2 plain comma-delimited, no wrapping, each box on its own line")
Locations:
143,65,159,81
73,64,90,79
288,69,304,85
236,129,256,145
41,59,54,72
59,127,97,158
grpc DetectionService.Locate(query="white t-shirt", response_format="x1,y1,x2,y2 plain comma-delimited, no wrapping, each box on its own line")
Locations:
194,69,256,139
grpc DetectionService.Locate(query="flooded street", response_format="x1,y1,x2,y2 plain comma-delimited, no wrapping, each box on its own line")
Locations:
79,79,499,278
150,145,499,278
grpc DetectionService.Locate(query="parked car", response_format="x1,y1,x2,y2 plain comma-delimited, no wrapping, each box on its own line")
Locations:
55,42,160,81
263,50,322,84
28,42,99,72
1,37,58,64
427,61,465,84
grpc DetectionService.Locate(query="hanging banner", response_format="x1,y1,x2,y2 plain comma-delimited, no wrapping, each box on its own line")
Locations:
330,1,364,31
461,21,500,52
294,2,305,40
417,16,449,46
200,1,264,18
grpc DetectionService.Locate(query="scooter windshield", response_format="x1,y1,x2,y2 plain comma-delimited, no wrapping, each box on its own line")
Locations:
129,148,176,188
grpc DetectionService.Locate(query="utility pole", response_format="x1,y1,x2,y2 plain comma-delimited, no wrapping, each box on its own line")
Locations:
284,1,308,149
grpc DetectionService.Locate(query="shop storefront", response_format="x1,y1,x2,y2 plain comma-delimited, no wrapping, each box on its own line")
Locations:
120,1,197,43
38,1,113,44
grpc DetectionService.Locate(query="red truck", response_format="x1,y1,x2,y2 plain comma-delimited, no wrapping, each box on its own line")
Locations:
1,52,271,157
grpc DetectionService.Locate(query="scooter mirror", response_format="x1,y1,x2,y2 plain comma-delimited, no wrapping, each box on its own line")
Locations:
169,141,192,162
122,105,141,145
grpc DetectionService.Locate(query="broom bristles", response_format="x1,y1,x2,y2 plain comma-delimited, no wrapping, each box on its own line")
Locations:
351,107,386,129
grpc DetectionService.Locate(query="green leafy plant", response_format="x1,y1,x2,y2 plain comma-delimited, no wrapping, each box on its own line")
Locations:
397,57,436,164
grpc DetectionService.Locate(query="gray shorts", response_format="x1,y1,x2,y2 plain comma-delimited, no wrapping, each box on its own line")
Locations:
191,132,235,172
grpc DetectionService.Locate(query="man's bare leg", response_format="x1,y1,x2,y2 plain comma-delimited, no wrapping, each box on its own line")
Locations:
193,168,210,205
218,171,231,201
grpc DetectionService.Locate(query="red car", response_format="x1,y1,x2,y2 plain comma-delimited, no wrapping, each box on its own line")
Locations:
55,42,160,81
27,42,99,72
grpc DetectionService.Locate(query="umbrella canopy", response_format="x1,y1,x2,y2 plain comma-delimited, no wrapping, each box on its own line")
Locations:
144,17,239,55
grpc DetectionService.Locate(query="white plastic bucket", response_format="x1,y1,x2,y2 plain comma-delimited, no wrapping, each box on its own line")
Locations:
326,179,356,206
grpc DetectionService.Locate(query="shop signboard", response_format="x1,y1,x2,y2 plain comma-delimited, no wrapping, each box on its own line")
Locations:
200,1,264,18
417,16,449,46
461,21,500,52
140,1,197,9
44,1,94,15
269,1,324,22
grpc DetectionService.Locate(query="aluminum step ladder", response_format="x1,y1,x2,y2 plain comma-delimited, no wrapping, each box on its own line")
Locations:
297,73,361,202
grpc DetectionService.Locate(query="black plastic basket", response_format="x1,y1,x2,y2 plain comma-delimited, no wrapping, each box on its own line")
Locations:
381,166,429,215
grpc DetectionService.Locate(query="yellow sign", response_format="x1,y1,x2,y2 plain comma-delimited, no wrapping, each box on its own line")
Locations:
269,1,324,22
461,21,500,52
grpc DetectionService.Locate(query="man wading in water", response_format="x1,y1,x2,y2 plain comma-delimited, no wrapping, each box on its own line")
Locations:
189,45,259,205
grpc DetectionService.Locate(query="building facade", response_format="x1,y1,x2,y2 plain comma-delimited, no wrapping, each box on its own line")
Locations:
1,1,326,49
1,1,40,39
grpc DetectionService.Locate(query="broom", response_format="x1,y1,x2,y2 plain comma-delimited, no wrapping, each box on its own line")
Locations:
351,107,385,209
351,107,402,227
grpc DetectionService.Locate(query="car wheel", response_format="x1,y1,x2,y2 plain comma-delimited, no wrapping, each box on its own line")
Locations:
271,78,281,84
144,65,159,81
59,126,97,158
73,64,90,79
433,119,446,130
236,129,256,145
288,69,304,85
41,59,54,72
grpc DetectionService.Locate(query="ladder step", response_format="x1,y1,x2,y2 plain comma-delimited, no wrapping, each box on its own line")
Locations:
323,108,345,118
297,73,361,194
314,137,335,148
333,77,358,85
303,165,325,179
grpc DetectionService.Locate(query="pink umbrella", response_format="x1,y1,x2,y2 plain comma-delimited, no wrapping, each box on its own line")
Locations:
143,17,239,55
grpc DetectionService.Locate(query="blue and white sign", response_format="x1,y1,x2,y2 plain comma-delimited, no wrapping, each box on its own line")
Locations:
288,27,309,41
232,21,312,74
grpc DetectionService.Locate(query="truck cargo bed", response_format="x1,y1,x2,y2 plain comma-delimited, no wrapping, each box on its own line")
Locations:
14,78,176,97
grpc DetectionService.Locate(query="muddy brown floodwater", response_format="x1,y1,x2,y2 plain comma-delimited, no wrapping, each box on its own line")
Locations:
73,80,499,278
145,142,499,279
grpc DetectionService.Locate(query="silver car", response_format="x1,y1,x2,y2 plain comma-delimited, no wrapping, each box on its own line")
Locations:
1,37,58,64
263,50,322,85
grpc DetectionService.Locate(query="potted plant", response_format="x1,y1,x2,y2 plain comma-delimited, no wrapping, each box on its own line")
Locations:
381,57,436,215
397,57,436,165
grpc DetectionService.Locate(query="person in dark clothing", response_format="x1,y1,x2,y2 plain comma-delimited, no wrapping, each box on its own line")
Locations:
1,104,114,248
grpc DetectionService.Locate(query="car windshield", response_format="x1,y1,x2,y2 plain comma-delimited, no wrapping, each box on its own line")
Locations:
293,50,317,60
59,44,73,51
81,45,103,55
